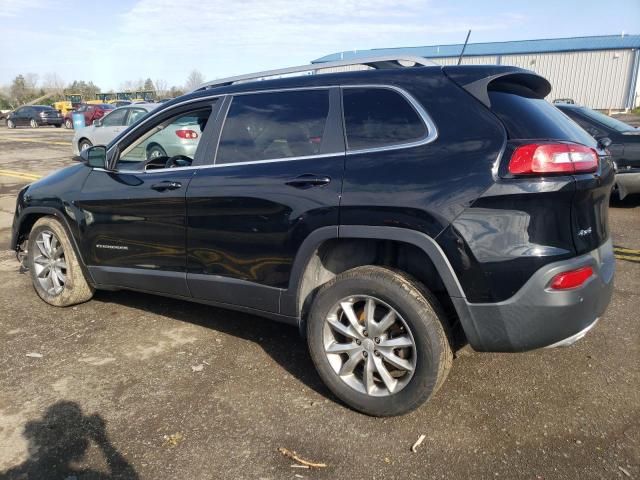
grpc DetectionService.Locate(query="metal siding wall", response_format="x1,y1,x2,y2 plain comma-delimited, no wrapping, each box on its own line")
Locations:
313,49,635,109
430,50,634,109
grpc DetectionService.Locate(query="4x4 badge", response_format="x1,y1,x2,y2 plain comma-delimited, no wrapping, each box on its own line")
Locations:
578,227,592,237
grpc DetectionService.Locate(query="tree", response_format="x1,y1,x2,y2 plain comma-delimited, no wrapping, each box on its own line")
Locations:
10,75,30,105
184,70,204,91
143,78,155,91
66,80,101,100
169,86,185,98
154,78,168,98
42,73,65,94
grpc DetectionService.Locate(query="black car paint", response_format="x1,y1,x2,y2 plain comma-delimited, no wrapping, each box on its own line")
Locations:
12,65,615,352
556,104,640,198
7,106,63,127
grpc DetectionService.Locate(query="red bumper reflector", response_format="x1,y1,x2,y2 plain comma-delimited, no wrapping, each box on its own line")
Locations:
550,266,594,290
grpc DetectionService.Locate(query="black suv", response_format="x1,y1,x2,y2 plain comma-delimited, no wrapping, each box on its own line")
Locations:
6,105,63,128
11,59,615,416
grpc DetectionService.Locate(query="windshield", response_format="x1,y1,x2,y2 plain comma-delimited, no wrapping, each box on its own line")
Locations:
578,107,636,133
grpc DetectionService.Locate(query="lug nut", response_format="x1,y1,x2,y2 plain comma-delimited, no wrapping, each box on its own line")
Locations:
362,351,368,358
363,330,368,337
374,350,380,357
374,337,380,344
355,339,361,345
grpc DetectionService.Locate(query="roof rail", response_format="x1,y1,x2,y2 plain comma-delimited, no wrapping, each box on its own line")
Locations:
194,55,437,91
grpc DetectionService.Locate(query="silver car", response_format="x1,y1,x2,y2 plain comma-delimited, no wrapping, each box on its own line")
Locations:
71,104,204,160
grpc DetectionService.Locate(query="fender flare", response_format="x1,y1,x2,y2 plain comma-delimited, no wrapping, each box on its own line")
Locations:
281,225,481,345
12,206,95,285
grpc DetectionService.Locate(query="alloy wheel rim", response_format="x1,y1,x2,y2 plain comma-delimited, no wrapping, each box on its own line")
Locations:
80,142,90,151
323,295,416,397
30,119,37,127
32,230,67,296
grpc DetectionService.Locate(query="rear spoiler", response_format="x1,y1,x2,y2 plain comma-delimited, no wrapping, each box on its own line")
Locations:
443,66,551,108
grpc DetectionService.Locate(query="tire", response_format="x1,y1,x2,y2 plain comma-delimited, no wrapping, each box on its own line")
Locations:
30,118,38,128
27,217,94,307
64,119,73,129
7,119,15,129
79,139,92,152
147,144,167,159
307,266,453,416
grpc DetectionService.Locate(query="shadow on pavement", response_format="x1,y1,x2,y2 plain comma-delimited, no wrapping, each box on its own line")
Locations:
93,289,334,400
0,401,138,480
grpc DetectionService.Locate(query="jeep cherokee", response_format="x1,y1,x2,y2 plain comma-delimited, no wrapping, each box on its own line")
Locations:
11,57,615,416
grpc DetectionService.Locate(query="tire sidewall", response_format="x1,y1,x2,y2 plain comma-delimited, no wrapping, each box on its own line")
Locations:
27,218,91,307
147,145,167,159
307,268,447,416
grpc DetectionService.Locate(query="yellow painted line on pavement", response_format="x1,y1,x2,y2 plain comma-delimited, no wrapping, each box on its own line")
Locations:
614,246,640,255
615,254,640,263
1,136,69,146
0,169,43,181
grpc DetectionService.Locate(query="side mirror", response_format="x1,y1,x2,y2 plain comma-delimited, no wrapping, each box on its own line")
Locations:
597,137,612,149
93,119,102,127
80,145,108,169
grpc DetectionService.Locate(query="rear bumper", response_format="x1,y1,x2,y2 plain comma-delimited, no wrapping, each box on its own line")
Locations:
40,118,63,126
455,239,614,352
615,171,640,200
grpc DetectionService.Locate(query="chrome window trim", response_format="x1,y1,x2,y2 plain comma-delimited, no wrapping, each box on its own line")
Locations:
106,83,438,174
341,84,438,155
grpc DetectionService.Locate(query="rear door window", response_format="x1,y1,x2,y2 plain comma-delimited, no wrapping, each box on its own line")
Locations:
102,108,128,127
126,108,148,125
488,90,596,146
216,90,330,165
342,87,427,150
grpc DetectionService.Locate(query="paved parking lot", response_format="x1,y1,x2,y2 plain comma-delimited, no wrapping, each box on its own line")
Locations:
0,126,638,479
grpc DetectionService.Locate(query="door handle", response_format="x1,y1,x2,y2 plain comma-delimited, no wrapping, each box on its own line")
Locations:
285,174,331,189
151,181,182,191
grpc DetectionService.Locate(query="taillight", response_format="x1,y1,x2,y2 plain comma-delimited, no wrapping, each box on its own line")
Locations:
508,143,598,175
175,129,198,139
549,266,593,290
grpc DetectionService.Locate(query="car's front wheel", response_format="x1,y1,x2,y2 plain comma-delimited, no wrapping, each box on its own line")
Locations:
27,217,94,307
7,119,15,129
307,266,452,416
29,118,38,128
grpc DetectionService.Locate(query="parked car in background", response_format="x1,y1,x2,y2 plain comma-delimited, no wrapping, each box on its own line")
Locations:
72,104,158,153
6,105,63,128
14,58,615,416
556,104,640,199
71,103,202,159
113,100,132,108
63,103,115,129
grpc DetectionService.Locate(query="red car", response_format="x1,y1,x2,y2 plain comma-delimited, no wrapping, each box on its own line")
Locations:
63,103,114,129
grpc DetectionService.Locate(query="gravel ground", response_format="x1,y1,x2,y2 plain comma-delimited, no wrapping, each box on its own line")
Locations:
0,126,638,480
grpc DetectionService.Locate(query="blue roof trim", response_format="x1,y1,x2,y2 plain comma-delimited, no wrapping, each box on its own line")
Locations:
313,34,640,63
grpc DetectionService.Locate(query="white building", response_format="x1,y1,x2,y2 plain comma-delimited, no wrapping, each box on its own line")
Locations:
312,34,640,111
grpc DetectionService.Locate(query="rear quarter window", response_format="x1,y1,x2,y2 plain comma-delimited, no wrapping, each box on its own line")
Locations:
342,87,427,151
488,90,596,146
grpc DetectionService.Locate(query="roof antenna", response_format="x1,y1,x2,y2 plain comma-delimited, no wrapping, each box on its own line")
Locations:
457,29,472,65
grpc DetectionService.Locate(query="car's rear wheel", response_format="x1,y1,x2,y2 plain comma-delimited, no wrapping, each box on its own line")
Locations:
307,266,452,416
30,118,38,128
7,119,15,129
147,144,167,159
64,119,73,129
79,139,92,151
27,217,94,307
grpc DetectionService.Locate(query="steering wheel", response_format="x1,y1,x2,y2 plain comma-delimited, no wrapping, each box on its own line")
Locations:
165,155,193,168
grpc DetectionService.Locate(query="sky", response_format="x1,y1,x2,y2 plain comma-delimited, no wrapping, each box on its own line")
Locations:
1,0,639,91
